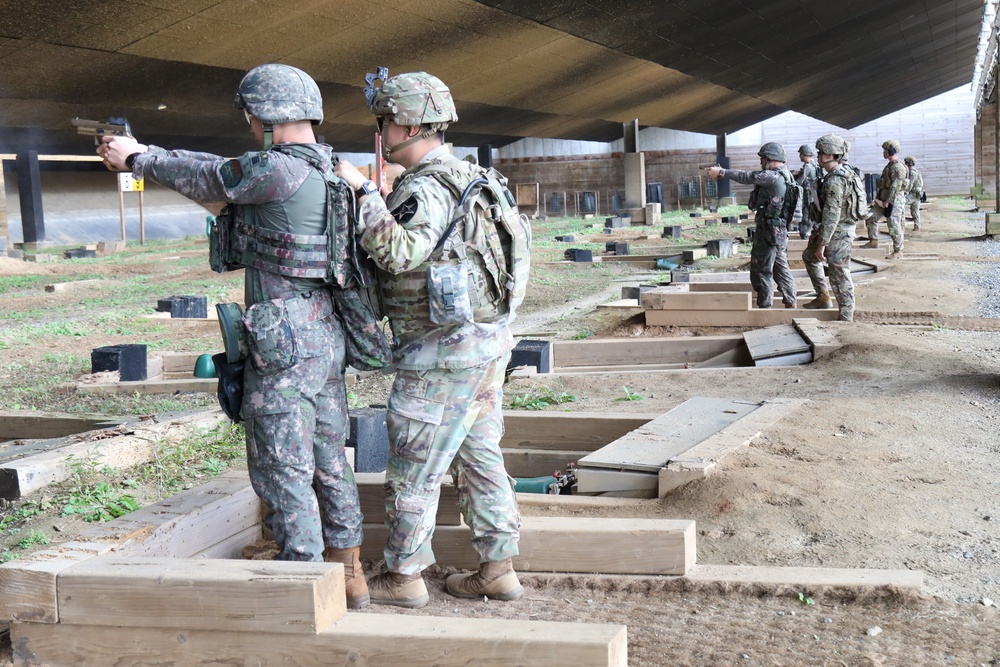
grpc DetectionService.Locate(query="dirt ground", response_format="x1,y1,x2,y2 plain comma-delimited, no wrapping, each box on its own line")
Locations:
3,199,1000,665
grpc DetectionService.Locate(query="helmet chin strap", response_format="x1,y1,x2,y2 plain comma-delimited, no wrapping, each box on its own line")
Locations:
383,127,438,161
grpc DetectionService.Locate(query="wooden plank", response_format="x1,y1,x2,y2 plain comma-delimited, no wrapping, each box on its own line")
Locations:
355,472,461,526
193,524,262,559
43,278,103,293
11,614,628,667
501,412,659,451
686,281,812,293
686,564,922,592
640,290,752,311
574,468,658,497
552,336,742,368
659,399,805,497
645,307,840,327
743,324,810,362
0,411,227,499
361,515,694,575
0,541,112,623
596,298,642,309
0,411,125,440
578,397,759,473
675,269,811,283
58,557,345,634
753,350,813,367
76,378,219,395
793,318,840,359
515,493,659,510
159,352,204,373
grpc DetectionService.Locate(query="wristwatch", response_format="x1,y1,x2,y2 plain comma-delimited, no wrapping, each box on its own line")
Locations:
125,152,141,169
355,180,378,199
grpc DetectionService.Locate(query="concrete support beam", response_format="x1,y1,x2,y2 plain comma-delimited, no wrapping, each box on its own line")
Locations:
16,151,45,244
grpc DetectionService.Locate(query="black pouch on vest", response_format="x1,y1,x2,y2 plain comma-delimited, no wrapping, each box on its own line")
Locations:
332,287,393,371
213,353,244,423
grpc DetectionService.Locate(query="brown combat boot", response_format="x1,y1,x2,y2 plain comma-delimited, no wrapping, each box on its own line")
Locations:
886,248,903,260
803,292,832,309
323,546,370,610
445,559,524,601
860,239,879,248
366,570,429,609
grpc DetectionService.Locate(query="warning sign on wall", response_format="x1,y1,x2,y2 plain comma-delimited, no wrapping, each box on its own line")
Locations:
117,172,144,192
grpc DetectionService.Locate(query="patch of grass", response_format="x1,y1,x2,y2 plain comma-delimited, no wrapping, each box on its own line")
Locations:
0,499,50,534
134,421,245,494
509,387,578,411
0,275,45,295
571,329,594,340
14,529,51,550
613,386,645,402
30,321,90,337
58,459,141,523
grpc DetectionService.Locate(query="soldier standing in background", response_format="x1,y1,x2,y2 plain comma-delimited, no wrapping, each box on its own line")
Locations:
794,144,822,240
863,139,909,258
336,71,524,608
708,142,797,310
97,64,369,608
801,134,867,322
904,156,924,231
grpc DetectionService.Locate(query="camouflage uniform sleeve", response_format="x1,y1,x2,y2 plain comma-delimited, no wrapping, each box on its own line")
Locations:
886,162,908,202
133,147,307,205
720,168,780,187
356,179,455,275
818,175,845,246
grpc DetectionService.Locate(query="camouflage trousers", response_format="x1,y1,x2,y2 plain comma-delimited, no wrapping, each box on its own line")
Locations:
382,353,521,575
798,207,817,240
751,220,797,308
242,311,363,562
802,224,856,320
865,193,906,250
906,194,921,229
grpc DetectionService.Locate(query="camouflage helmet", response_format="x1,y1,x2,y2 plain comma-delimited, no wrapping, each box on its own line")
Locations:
757,142,786,162
234,64,323,125
367,71,457,131
815,133,849,156
798,144,816,157
881,139,901,155
904,156,916,166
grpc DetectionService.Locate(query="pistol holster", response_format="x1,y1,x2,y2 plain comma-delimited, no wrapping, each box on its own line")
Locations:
212,352,244,423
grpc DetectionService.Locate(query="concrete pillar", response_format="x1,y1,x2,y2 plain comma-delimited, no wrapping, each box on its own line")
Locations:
16,151,45,244
715,134,731,199
478,145,493,169
623,119,640,153
623,119,646,212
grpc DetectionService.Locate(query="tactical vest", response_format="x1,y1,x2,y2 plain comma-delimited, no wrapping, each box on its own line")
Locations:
748,167,797,224
378,155,527,326
821,164,869,222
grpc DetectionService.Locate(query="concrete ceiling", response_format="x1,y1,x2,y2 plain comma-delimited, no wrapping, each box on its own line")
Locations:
0,0,983,157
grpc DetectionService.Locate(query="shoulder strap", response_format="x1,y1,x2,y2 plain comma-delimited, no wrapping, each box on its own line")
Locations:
432,177,489,253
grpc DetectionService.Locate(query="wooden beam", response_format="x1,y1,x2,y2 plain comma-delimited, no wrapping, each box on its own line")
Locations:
501,412,659,451
11,614,628,667
0,411,228,499
645,307,840,327
640,290,752,311
659,399,805,497
0,541,112,623
43,279,103,293
76,378,219,395
742,324,811,363
0,411,125,440
552,337,742,368
58,557,346,634
793,318,841,359
502,448,589,477
361,516,696,575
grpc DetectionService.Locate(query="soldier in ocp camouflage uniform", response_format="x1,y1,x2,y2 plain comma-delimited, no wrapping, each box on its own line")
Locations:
904,156,924,231
98,64,368,608
794,144,822,240
801,134,865,322
335,71,523,608
708,142,797,309
863,139,909,258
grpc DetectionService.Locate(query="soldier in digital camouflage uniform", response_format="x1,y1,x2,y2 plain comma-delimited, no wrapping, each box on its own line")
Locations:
98,64,368,608
335,71,523,608
801,134,866,322
708,143,797,309
794,144,822,240
904,156,924,231
863,139,909,258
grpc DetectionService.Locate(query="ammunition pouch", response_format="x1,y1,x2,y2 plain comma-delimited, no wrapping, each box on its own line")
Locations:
216,302,249,364
209,205,243,273
427,259,474,326
212,353,245,423
331,287,393,371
